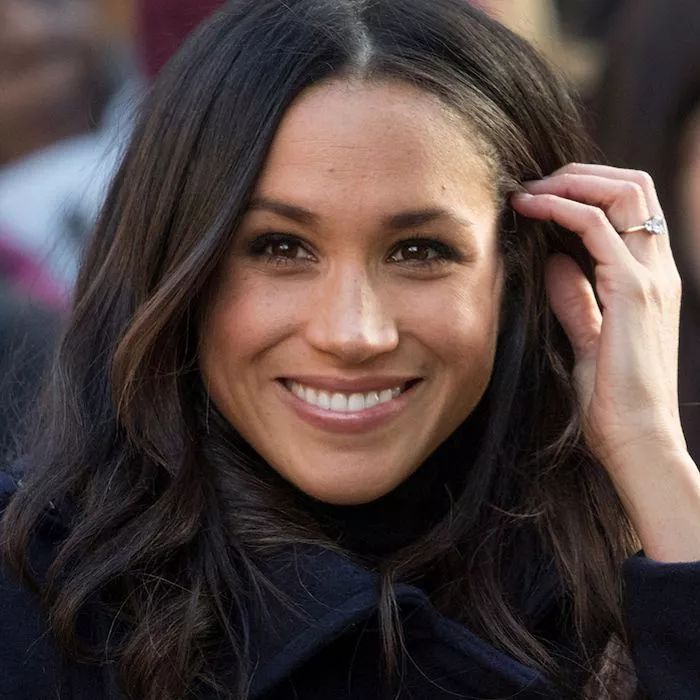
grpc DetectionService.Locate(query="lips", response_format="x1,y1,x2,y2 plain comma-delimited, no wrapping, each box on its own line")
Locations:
282,379,402,412
274,376,423,434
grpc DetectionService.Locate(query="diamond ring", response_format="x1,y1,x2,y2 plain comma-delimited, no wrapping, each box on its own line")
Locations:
620,215,668,236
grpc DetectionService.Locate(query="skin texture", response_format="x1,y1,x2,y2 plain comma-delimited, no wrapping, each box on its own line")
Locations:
199,80,504,505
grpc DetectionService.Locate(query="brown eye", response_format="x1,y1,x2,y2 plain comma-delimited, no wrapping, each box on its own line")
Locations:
388,238,456,266
397,244,437,261
248,233,315,263
267,239,300,258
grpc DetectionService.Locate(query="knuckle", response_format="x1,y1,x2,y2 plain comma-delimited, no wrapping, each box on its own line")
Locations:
632,169,656,193
621,181,646,207
540,193,560,208
586,206,608,227
558,162,580,175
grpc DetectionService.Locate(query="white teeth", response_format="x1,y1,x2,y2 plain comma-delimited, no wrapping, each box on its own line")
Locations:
365,391,380,408
347,393,365,411
330,393,348,411
286,380,408,413
379,389,393,403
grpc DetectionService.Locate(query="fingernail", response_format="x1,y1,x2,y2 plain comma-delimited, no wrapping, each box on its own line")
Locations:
511,192,534,201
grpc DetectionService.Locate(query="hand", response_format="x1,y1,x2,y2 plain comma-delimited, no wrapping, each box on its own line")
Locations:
511,163,700,562
512,163,683,468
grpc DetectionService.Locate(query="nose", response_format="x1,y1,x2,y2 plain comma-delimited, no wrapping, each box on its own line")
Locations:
305,267,399,364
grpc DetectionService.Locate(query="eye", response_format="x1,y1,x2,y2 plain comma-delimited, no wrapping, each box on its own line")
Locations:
387,238,457,266
248,233,315,265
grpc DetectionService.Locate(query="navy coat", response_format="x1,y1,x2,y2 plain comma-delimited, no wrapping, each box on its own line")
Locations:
1,470,699,699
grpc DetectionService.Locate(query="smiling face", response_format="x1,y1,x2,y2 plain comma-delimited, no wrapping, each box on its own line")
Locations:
199,80,504,505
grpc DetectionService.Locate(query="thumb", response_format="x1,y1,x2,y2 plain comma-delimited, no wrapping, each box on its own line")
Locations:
545,254,602,362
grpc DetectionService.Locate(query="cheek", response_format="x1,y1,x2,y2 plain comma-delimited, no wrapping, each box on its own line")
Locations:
399,273,502,363
400,275,502,424
438,303,499,389
202,273,297,366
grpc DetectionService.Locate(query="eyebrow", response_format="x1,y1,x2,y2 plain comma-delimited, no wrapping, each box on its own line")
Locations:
247,197,475,231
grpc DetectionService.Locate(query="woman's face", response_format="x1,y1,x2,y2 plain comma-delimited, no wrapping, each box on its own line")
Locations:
199,80,504,505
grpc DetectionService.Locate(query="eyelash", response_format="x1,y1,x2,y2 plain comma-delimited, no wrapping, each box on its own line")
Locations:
247,233,460,269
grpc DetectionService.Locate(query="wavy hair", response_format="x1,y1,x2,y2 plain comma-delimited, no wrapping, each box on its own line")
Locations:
2,1,638,697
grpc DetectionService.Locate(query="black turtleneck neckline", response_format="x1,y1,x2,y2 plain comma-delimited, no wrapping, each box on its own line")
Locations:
290,414,482,563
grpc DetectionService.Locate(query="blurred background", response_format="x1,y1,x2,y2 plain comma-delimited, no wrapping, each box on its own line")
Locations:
1,0,697,462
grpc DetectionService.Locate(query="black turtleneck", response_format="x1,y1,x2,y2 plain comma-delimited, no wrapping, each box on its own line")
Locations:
289,412,482,564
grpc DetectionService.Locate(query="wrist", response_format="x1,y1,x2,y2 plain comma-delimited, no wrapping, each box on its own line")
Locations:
594,421,687,476
609,450,700,563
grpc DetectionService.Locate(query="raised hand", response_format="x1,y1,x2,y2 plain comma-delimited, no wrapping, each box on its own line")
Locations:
512,164,700,562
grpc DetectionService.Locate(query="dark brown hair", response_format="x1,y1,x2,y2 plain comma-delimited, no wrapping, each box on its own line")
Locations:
2,1,638,697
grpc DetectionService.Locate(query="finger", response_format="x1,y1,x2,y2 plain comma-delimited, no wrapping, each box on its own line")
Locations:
545,254,602,365
523,174,649,231
548,163,662,215
522,174,659,265
547,166,673,263
511,192,631,267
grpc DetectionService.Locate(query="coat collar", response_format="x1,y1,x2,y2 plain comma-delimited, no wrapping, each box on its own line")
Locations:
248,543,552,698
1,470,558,698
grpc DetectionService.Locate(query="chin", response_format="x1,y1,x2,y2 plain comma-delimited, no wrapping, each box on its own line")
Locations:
287,465,414,506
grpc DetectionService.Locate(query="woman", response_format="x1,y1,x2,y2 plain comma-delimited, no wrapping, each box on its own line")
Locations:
1,1,698,698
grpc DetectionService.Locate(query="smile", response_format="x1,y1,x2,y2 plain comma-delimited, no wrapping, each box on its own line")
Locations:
275,377,423,435
283,379,409,413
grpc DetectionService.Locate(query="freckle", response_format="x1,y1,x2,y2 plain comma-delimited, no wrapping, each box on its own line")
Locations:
328,168,335,174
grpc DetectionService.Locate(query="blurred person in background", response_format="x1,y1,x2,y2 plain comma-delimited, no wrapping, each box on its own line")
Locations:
593,0,700,462
0,0,229,289
0,0,228,437
0,0,229,463
0,0,138,460
0,0,113,167
0,0,138,287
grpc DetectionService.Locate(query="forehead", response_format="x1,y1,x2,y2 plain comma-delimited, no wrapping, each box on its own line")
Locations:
253,79,497,218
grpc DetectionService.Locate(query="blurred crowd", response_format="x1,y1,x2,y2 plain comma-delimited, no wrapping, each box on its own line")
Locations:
1,0,698,461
